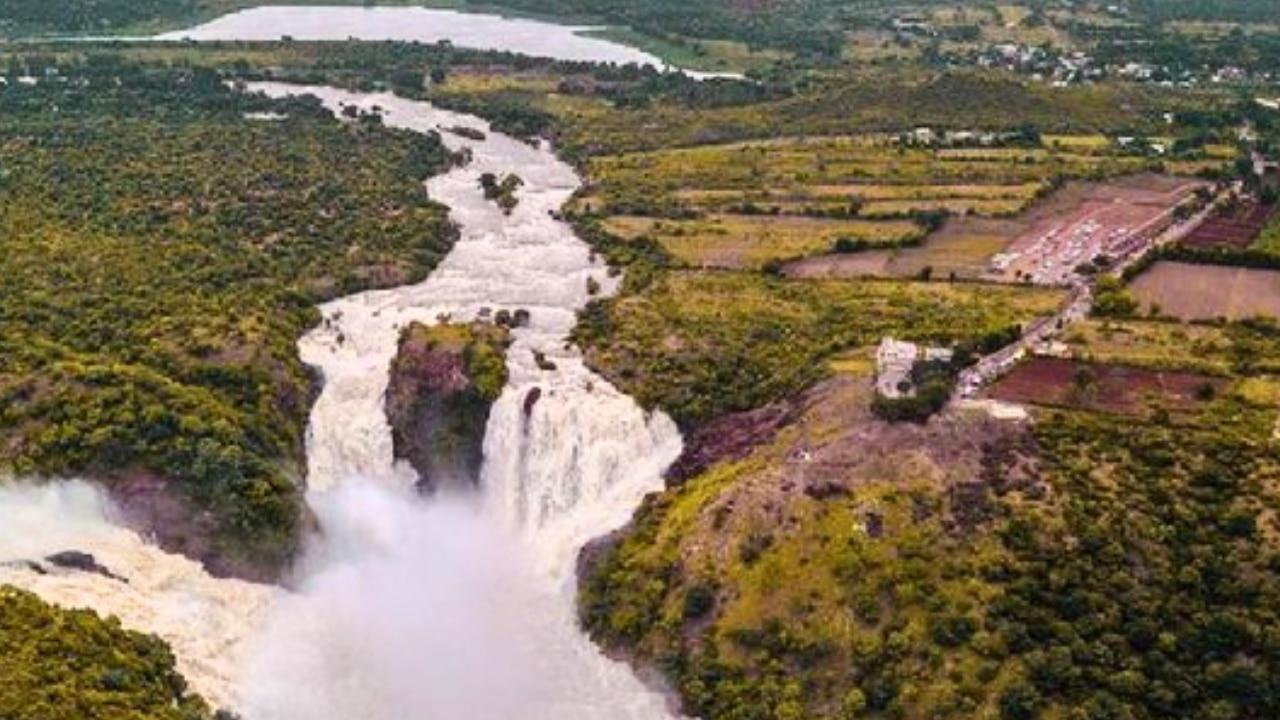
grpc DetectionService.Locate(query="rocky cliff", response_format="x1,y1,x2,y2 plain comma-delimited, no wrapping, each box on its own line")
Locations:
385,322,510,493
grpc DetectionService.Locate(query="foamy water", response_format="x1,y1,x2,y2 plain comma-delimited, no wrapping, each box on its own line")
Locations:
0,481,276,710
243,83,683,718
0,83,682,718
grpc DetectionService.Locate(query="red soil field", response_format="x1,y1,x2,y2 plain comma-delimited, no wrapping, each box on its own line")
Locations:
986,357,1224,416
1182,201,1276,249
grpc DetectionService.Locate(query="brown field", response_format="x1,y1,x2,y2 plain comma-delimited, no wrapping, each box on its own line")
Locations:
1182,201,1276,249
783,251,894,279
860,197,1029,218
781,174,1199,282
992,175,1202,284
887,216,1018,279
986,357,1224,416
1129,262,1280,321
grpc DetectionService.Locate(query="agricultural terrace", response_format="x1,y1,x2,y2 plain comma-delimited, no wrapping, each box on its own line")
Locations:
577,133,1226,272
600,215,923,270
1129,261,1280,321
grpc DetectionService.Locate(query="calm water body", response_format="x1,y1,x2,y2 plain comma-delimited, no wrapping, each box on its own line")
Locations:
158,5,667,67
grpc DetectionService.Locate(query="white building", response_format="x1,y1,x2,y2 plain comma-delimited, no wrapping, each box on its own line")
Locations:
876,338,919,398
876,338,954,399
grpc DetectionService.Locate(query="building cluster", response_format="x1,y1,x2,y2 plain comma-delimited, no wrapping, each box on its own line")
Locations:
896,127,1022,148
1254,151,1280,179
962,43,1274,88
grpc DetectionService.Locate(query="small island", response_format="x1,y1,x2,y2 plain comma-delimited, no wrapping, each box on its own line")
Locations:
479,172,523,214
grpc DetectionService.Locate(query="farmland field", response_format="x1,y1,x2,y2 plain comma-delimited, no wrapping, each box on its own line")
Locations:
986,357,1224,415
1183,199,1276,249
886,215,1024,279
779,174,1202,281
601,214,921,269
1255,211,1280,253
579,135,1188,273
673,182,1045,216
782,250,895,278
1130,261,1280,320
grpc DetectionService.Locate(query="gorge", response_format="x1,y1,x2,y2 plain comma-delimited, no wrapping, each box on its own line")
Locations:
0,81,683,719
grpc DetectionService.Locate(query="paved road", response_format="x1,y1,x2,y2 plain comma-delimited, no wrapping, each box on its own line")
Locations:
956,283,1090,398
955,186,1232,400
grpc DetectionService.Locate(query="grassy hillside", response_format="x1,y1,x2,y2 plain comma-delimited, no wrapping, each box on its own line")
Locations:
572,271,1062,428
1128,0,1280,25
581,353,1280,719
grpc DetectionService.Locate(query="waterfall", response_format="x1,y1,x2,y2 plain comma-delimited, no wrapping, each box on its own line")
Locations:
0,83,682,719
237,84,684,719
0,481,276,712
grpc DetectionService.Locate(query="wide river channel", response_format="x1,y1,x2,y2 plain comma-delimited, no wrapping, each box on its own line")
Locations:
0,8,697,718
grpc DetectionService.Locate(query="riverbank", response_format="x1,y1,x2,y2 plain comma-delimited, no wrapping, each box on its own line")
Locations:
237,81,684,718
0,66,683,716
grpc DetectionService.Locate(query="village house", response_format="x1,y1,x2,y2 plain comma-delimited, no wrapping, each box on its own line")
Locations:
875,338,955,399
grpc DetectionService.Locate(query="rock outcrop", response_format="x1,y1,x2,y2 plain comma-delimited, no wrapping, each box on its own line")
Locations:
44,551,129,583
105,469,288,583
664,398,799,485
385,322,510,493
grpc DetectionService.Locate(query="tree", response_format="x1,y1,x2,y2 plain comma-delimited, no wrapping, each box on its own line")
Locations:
1072,366,1096,393
1000,682,1040,720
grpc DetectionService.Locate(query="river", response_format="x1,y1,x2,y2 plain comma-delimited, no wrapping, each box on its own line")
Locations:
0,83,683,718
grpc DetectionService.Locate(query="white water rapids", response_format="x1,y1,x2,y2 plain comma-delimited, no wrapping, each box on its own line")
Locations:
0,84,683,718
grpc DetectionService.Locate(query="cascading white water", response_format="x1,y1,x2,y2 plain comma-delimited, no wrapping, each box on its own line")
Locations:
237,83,684,719
0,83,682,719
0,481,276,711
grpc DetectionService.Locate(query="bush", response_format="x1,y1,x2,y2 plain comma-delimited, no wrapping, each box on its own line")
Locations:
683,583,716,620
1000,682,1040,720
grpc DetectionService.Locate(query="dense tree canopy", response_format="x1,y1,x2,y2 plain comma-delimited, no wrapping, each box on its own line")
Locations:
0,59,454,574
0,586,213,720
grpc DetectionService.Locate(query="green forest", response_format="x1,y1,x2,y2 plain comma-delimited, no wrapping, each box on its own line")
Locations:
0,587,213,720
0,58,455,576
0,0,193,33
